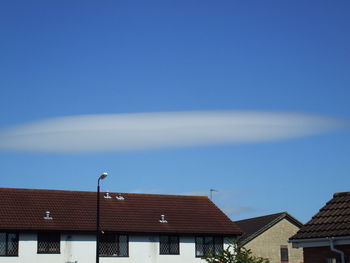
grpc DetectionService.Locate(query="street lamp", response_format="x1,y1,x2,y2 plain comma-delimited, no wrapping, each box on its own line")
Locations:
96,172,108,263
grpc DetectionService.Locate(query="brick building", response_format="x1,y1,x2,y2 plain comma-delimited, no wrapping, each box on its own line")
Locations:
236,212,304,263
290,192,350,263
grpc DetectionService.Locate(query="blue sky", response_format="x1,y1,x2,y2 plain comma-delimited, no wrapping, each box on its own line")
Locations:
0,0,349,223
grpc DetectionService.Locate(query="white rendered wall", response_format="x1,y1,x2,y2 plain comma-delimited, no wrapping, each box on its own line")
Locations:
0,233,96,263
0,233,232,263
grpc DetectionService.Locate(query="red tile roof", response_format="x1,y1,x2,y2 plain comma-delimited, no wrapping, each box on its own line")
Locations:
290,192,350,240
0,188,242,236
236,212,303,245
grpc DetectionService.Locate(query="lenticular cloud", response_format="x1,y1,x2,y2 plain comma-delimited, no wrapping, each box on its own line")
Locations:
0,111,346,153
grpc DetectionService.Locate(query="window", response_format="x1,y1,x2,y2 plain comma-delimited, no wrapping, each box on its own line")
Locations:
280,246,288,262
0,232,18,256
160,235,179,255
37,232,60,254
99,233,128,257
195,236,223,257
326,259,343,263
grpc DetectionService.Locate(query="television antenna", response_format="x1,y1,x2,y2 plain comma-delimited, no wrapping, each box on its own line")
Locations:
210,189,218,201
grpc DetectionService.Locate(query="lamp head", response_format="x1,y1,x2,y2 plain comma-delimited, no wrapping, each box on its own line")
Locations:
99,172,108,180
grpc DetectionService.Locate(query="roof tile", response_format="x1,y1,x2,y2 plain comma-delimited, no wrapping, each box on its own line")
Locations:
0,188,241,235
290,192,350,240
236,212,302,245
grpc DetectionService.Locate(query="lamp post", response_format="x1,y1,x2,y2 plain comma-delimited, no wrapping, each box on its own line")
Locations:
96,172,108,263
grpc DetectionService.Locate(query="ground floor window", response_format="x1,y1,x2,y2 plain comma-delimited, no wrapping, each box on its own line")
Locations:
99,233,128,257
0,232,18,256
159,235,179,255
37,232,60,254
326,259,341,263
195,236,223,257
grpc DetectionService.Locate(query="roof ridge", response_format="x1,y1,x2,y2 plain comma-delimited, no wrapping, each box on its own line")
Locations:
236,212,286,223
333,192,350,198
0,187,209,198
0,187,92,193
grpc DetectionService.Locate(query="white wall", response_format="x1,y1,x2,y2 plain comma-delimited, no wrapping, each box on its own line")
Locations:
0,233,96,263
0,233,232,263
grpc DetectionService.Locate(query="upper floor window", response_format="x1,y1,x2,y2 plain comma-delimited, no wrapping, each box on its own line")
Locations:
37,232,60,254
0,232,18,256
159,235,179,255
99,233,128,257
195,236,223,257
280,246,288,262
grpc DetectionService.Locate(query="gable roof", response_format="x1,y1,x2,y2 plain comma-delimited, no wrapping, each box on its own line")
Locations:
0,188,242,236
236,212,303,245
290,192,350,240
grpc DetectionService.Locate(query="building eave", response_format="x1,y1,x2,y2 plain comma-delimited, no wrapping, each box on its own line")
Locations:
289,236,350,248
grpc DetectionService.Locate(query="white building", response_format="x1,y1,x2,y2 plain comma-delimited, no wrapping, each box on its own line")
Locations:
0,188,242,263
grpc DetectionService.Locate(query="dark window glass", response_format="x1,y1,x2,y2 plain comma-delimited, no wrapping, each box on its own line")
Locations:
280,247,289,261
99,233,128,257
159,235,179,255
37,232,60,254
195,236,204,257
0,232,18,256
195,236,223,257
204,237,214,255
214,236,223,254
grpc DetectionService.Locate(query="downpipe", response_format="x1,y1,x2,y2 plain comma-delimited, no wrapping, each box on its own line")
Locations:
329,238,345,263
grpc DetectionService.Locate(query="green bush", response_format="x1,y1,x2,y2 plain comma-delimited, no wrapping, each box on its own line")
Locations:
203,241,270,263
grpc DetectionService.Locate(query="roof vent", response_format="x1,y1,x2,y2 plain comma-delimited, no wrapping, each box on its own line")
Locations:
44,211,53,220
159,214,168,223
116,194,125,200
104,191,112,199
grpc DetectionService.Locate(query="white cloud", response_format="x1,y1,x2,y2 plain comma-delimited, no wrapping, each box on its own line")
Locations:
0,111,346,153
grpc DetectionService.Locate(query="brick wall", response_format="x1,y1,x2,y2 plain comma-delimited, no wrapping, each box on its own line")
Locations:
244,219,303,263
304,245,350,263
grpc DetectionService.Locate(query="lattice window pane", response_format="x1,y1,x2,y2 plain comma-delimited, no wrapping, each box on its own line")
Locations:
196,236,222,257
0,232,18,256
100,233,128,257
7,233,18,256
204,236,214,255
214,237,223,254
169,236,179,254
0,233,6,256
118,235,128,256
100,233,118,256
160,236,179,255
195,237,204,257
160,236,169,254
37,232,60,253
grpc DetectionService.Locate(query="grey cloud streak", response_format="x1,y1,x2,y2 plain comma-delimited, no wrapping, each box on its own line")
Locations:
0,111,346,153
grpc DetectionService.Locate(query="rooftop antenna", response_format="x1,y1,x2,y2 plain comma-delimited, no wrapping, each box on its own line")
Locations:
210,189,218,201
